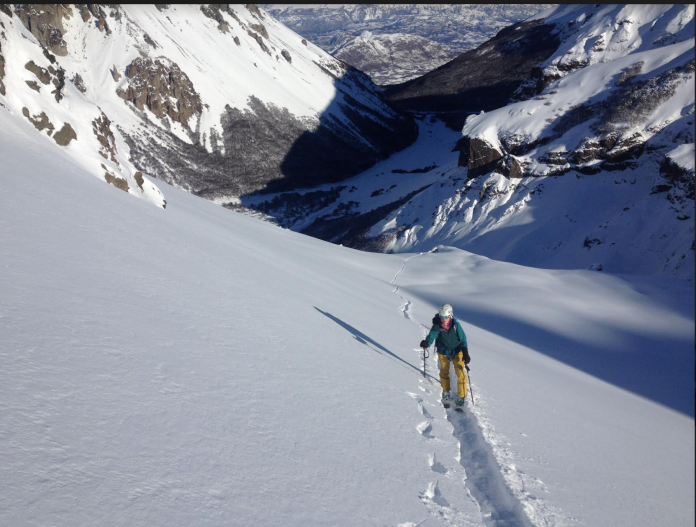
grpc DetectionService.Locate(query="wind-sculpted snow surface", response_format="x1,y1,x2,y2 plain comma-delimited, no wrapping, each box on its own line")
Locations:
0,4,416,206
2,113,694,526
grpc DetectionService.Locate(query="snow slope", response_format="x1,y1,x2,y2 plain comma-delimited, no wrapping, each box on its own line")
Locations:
0,4,415,201
1,99,694,526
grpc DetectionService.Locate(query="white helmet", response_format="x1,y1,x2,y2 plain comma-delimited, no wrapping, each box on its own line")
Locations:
439,304,453,318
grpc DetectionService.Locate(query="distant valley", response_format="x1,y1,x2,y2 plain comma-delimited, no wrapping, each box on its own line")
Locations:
261,4,554,85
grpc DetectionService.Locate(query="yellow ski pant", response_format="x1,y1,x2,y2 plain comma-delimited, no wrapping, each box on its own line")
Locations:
438,352,468,398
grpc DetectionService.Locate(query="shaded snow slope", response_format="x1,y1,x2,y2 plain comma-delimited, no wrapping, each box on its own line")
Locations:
1,96,694,526
0,4,416,203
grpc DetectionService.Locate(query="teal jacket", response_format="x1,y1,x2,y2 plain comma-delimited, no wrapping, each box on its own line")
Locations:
424,315,468,358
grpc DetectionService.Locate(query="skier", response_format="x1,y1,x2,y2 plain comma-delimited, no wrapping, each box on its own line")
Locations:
420,304,470,408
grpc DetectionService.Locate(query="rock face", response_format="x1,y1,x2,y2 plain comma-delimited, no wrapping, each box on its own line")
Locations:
461,137,503,179
383,19,561,129
15,4,69,56
53,123,76,146
25,61,51,85
117,57,202,128
22,107,54,134
0,43,6,95
93,114,119,164
71,73,87,93
104,173,129,192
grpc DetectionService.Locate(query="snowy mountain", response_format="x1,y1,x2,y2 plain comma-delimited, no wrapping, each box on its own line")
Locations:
242,4,695,279
328,31,453,86
2,94,694,527
262,4,554,85
0,4,416,205
383,16,562,129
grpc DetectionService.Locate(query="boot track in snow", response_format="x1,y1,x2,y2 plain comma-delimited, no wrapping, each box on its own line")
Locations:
394,253,536,527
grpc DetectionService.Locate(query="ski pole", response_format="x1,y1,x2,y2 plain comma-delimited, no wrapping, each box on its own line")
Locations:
466,365,475,405
421,346,429,378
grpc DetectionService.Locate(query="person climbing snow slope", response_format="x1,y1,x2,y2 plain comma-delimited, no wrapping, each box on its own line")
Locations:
420,304,470,408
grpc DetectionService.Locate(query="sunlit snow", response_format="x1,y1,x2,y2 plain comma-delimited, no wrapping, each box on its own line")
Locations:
1,88,693,526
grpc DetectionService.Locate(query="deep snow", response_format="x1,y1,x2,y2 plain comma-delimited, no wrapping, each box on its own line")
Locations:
1,105,694,526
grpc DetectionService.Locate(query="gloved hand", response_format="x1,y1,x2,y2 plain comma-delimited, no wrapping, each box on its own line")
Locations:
420,340,428,349
458,346,471,364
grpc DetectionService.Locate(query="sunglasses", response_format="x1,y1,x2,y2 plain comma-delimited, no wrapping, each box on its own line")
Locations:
441,315,451,319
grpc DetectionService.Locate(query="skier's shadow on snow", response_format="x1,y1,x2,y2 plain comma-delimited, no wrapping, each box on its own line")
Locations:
314,307,437,381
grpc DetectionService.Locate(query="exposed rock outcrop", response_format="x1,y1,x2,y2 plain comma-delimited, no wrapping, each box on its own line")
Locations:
200,5,231,33
249,23,269,39
25,60,51,85
24,60,65,102
53,123,77,146
50,66,65,102
79,4,111,34
245,4,265,20
15,4,69,56
116,57,202,128
22,107,55,134
656,152,695,212
247,28,271,55
93,113,119,164
134,171,145,191
0,43,6,96
71,73,87,93
466,137,504,179
104,172,129,192
25,80,41,92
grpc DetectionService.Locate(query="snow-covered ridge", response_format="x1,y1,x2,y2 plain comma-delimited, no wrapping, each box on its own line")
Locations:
461,5,695,177
0,4,416,205
242,5,694,278
379,4,695,277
